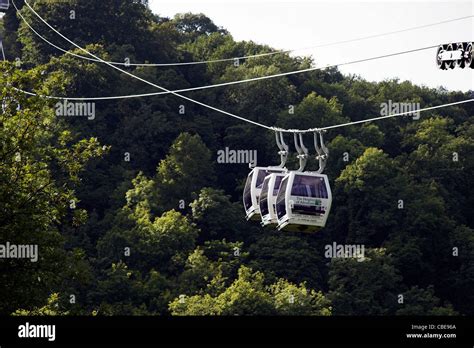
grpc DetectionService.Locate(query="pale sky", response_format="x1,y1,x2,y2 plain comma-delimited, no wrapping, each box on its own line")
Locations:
150,0,474,92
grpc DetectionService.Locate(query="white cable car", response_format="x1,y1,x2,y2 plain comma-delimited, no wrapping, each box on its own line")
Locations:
276,171,332,232
276,132,332,233
258,172,286,226
0,0,9,12
436,42,474,70
243,132,288,221
244,166,287,220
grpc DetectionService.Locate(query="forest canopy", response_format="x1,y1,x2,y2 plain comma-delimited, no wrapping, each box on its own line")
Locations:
0,0,473,316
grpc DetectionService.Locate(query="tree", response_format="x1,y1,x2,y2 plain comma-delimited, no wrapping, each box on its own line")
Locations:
396,286,457,315
220,64,297,125
169,265,332,315
176,248,220,295
169,266,275,315
402,117,473,226
12,293,69,316
172,13,227,40
0,63,107,314
155,133,215,213
1,1,23,60
277,92,349,131
325,134,366,180
190,187,249,242
176,240,247,296
335,148,403,245
91,261,149,316
97,209,199,275
328,249,401,315
18,0,157,65
443,225,474,314
270,279,332,315
248,234,325,289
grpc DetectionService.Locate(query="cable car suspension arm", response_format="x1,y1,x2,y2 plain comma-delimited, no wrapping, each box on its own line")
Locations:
294,133,309,172
313,131,329,174
275,131,289,168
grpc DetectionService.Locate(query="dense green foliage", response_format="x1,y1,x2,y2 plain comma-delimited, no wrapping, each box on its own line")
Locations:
1,0,473,316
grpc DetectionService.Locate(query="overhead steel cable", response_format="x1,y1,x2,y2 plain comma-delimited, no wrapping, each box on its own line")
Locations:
14,4,474,67
10,45,439,101
312,99,474,132
6,4,440,102
10,0,474,135
17,0,275,131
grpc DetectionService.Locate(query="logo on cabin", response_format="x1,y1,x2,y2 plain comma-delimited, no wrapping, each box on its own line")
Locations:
295,197,321,206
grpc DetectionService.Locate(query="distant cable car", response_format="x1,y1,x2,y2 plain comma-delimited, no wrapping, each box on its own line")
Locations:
0,0,10,12
243,132,288,221
436,42,474,69
276,132,332,232
259,172,286,226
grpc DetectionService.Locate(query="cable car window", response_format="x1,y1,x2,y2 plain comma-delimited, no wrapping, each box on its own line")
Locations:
276,177,288,218
0,0,9,10
243,172,253,210
255,170,267,189
259,178,270,216
291,175,328,199
272,176,283,196
256,169,284,189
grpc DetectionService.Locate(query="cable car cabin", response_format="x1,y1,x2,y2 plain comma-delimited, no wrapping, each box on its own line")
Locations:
243,167,286,221
259,173,286,226
0,0,9,11
276,172,332,232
